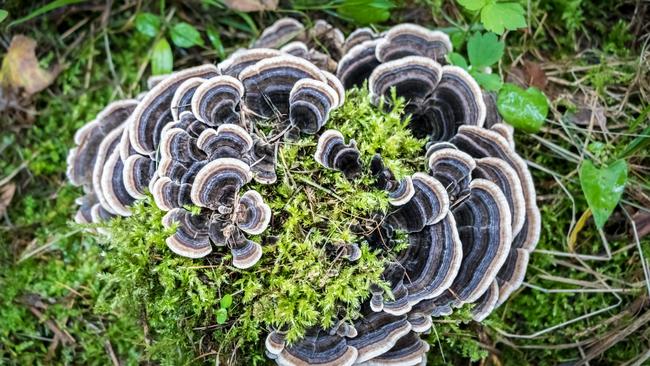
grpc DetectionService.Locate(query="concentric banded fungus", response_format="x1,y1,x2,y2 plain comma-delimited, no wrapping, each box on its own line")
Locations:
432,178,512,312
191,75,244,126
190,158,252,210
196,124,254,160
67,99,138,189
387,173,449,233
129,64,218,155
369,59,486,141
240,55,326,118
336,39,381,89
365,331,430,366
253,17,305,49
375,23,452,63
368,56,441,106
289,79,340,134
275,329,358,366
236,190,271,235
450,125,541,306
314,130,362,179
66,22,541,365
162,208,212,258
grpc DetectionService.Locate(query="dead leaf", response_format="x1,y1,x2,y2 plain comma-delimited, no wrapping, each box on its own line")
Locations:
632,210,650,240
506,60,548,91
523,61,548,90
0,35,59,97
223,0,277,12
0,183,16,216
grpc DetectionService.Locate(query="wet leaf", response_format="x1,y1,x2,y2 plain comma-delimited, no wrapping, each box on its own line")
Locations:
135,12,161,38
579,160,628,229
0,35,59,96
0,183,16,217
497,83,548,132
223,0,278,12
151,38,173,75
170,22,204,48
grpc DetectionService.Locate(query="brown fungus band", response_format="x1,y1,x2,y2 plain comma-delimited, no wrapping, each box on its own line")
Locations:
66,20,540,365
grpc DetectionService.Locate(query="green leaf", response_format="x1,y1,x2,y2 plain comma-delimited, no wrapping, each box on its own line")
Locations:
170,22,204,48
497,83,548,132
220,294,233,309
151,38,173,75
135,12,161,38
216,308,228,324
481,2,527,35
0,9,8,24
206,27,225,60
457,0,487,11
467,32,504,68
471,70,503,91
447,52,469,69
579,160,628,229
337,0,395,25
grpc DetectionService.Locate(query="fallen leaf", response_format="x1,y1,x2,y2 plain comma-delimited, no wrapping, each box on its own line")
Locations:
0,35,59,97
0,183,16,216
522,61,547,90
632,210,650,239
223,0,277,12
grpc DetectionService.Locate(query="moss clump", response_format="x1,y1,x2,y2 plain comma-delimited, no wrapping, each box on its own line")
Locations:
95,87,429,364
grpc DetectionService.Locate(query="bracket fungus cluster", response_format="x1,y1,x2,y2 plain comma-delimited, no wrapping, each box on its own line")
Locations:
67,19,540,365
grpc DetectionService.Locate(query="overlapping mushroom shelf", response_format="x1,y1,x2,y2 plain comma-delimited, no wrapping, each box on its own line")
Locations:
67,20,540,366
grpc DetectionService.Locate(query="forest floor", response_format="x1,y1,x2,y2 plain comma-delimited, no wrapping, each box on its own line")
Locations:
0,0,649,365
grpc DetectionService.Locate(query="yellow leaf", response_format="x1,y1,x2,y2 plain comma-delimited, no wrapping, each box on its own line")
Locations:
0,35,59,96
223,0,277,12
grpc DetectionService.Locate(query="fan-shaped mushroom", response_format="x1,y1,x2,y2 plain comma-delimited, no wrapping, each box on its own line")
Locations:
289,79,339,134
190,157,252,211
253,17,305,49
387,173,449,233
196,124,254,160
375,23,452,63
129,64,218,155
191,75,244,126
162,208,212,258
240,55,327,118
314,129,363,179
336,39,382,89
368,56,441,106
275,328,357,366
236,190,272,235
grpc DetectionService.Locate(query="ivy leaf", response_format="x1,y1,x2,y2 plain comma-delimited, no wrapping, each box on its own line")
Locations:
470,70,503,91
579,160,628,229
447,52,469,69
481,2,527,35
170,22,204,48
134,12,161,38
497,83,548,132
216,308,228,324
206,27,225,59
457,0,487,11
151,38,173,75
220,294,233,309
467,32,504,68
337,0,395,25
